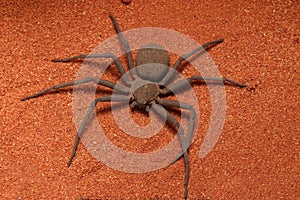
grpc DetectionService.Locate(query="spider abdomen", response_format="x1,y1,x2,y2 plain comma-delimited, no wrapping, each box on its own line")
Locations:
136,44,170,83
136,63,169,83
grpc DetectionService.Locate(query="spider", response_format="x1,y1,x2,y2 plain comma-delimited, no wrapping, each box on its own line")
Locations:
21,15,246,199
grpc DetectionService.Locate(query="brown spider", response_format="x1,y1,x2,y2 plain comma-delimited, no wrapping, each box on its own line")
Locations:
21,15,246,199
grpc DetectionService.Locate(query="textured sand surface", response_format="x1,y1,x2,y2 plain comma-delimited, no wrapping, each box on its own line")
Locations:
1,0,299,199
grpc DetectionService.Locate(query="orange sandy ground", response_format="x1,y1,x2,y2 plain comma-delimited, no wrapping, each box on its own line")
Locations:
1,0,299,199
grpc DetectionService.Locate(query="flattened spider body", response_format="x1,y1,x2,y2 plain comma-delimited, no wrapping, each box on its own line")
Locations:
21,15,247,199
131,82,160,110
135,44,170,82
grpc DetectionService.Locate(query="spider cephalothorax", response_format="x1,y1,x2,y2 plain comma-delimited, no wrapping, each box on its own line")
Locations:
128,44,170,110
131,81,160,110
22,15,246,199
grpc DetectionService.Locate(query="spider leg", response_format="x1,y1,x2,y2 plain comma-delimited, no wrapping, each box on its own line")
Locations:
21,77,129,101
151,103,189,200
68,94,129,167
160,38,224,85
109,15,136,78
157,100,196,165
52,53,131,85
161,75,246,96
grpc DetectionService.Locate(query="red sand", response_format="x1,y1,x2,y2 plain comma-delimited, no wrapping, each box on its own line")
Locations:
1,0,299,199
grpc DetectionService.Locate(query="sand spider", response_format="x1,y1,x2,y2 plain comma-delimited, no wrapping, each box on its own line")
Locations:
22,15,246,199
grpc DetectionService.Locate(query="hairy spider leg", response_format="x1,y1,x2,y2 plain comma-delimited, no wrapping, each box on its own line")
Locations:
161,76,246,97
21,77,130,166
21,77,129,101
158,100,196,163
52,53,131,86
151,104,190,199
67,94,129,167
160,38,224,85
109,15,137,79
159,75,245,165
151,103,190,200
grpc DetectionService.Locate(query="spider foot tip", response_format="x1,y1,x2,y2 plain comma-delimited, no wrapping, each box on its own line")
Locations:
21,97,30,101
52,59,69,63
67,158,74,167
109,14,115,19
